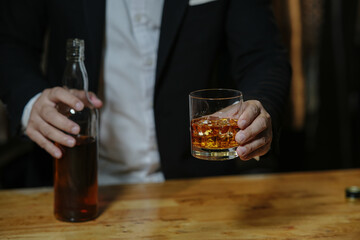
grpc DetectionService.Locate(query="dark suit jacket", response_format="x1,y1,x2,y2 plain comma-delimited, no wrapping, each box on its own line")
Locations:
0,0,291,185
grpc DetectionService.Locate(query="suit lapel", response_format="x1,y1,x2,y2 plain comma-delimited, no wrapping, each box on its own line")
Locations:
80,0,187,91
155,0,188,85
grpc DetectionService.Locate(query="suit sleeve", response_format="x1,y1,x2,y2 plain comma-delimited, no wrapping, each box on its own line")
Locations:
0,0,50,136
226,0,291,152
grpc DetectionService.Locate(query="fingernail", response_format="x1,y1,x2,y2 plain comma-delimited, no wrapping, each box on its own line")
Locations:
239,120,246,129
54,150,61,159
239,147,246,156
71,126,80,134
67,138,75,146
75,102,83,110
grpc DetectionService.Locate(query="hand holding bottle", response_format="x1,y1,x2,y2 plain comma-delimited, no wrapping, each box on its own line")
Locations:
25,87,102,159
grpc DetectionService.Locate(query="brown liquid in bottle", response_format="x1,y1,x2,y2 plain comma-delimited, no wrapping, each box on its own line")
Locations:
54,135,98,222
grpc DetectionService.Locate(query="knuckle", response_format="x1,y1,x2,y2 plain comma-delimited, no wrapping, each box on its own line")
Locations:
41,126,51,138
41,107,56,119
40,107,49,117
38,139,48,149
251,105,259,116
260,136,267,146
42,88,50,95
264,112,271,122
253,100,261,106
52,87,63,97
69,88,79,95
258,117,267,131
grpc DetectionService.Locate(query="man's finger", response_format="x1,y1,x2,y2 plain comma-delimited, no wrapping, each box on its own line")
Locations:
27,128,63,158
236,131,271,159
211,101,242,119
46,87,83,111
237,141,271,161
237,101,261,130
88,92,103,108
40,106,80,135
70,89,103,108
235,112,271,145
36,118,76,148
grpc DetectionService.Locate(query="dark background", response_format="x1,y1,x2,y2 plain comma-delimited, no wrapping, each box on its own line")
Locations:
274,0,360,171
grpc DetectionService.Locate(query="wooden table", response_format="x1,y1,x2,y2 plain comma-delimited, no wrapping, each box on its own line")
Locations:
1,169,360,239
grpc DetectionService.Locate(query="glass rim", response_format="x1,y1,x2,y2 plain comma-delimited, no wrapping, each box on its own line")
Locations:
189,88,242,100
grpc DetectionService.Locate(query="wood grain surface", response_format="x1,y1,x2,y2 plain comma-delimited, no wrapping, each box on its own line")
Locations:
1,169,360,239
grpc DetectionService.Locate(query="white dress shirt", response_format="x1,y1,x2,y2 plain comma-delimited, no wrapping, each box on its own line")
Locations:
22,0,165,185
99,0,165,185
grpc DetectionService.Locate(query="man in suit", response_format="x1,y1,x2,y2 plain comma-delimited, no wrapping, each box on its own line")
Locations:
0,0,291,186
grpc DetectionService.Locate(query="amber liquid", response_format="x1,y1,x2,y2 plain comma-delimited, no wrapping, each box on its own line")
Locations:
54,135,98,222
191,116,240,149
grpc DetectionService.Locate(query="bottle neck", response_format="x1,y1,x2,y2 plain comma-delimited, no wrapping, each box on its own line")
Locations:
63,61,88,91
63,39,88,91
66,51,85,62
66,39,85,62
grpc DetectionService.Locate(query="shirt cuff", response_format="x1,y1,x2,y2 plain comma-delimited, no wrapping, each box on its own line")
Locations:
21,93,41,133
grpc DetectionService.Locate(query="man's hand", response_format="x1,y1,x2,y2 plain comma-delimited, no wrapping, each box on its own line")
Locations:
25,87,103,159
235,100,272,160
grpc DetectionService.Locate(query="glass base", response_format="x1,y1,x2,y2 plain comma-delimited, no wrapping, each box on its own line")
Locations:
191,146,239,161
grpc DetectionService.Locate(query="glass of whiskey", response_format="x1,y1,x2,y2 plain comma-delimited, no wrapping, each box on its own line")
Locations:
189,89,243,161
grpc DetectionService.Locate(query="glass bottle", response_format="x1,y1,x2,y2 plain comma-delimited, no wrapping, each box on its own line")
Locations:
54,38,98,222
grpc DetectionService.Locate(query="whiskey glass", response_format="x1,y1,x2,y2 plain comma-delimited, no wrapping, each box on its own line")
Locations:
189,89,243,161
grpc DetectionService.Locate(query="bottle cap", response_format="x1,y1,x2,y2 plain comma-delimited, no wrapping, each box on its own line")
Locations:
346,186,360,201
